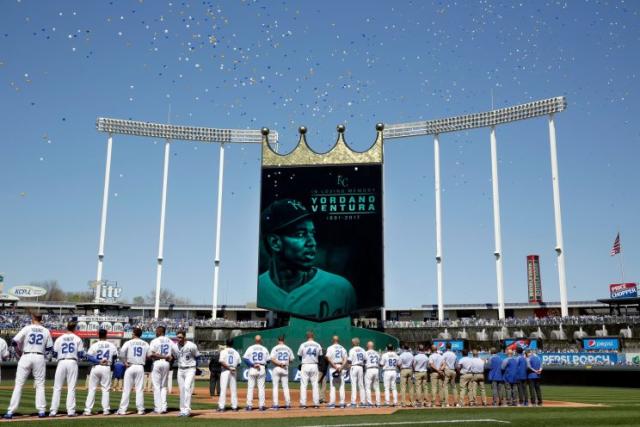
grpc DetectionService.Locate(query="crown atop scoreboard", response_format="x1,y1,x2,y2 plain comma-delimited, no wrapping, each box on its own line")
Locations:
261,124,384,167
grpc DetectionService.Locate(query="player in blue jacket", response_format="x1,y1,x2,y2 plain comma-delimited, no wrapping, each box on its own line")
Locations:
526,350,543,406
501,349,519,406
487,348,504,406
515,347,529,406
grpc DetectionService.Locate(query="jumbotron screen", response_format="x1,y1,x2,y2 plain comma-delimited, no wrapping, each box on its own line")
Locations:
257,164,384,321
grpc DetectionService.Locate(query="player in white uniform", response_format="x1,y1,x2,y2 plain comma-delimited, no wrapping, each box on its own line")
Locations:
149,326,179,414
347,337,366,407
217,339,241,412
83,329,118,415
297,331,323,408
270,335,294,409
117,327,149,415
325,335,348,408
364,341,381,407
0,335,10,381
243,335,270,411
49,322,84,417
175,330,200,417
380,344,400,407
4,313,53,419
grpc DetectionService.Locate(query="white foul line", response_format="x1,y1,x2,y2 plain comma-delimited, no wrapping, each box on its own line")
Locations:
298,419,512,427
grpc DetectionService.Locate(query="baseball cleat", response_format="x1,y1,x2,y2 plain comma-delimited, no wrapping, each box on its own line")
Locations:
49,411,57,417
3,413,13,420
38,412,47,418
137,410,145,415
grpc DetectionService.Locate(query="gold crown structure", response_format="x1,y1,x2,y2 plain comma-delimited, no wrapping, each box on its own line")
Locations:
261,124,384,167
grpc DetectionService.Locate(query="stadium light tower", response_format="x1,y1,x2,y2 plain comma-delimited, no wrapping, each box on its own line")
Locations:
384,96,569,320
95,118,277,319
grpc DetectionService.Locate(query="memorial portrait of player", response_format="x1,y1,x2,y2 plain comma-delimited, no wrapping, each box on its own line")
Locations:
257,164,384,320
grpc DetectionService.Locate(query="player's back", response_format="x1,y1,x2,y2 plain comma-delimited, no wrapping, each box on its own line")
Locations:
122,338,149,365
88,340,117,363
298,340,322,364
271,344,294,364
326,344,346,364
365,350,380,368
15,324,52,354
150,336,177,359
54,332,83,360
381,351,400,370
220,347,240,368
349,346,366,365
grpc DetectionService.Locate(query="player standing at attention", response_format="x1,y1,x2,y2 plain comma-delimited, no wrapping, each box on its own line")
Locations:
487,347,505,406
243,335,270,411
0,332,10,381
398,344,415,407
325,335,348,408
83,329,118,415
364,341,381,407
175,330,200,417
270,335,294,410
428,344,445,407
412,344,429,407
117,327,149,415
4,313,53,419
441,343,460,407
470,348,488,406
380,343,400,407
297,331,323,409
218,339,241,412
49,321,84,417
149,326,179,414
347,337,366,407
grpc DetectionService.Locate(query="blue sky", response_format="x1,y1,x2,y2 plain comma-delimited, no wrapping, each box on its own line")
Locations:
0,0,638,309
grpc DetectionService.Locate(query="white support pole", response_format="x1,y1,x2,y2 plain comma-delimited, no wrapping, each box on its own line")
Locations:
95,134,113,304
211,143,226,320
490,126,506,320
434,134,444,322
548,114,569,317
154,139,171,319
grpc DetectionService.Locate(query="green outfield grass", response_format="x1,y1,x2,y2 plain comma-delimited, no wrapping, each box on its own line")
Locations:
0,380,638,426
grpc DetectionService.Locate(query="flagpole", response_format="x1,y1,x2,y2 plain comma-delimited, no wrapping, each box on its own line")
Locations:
618,231,625,284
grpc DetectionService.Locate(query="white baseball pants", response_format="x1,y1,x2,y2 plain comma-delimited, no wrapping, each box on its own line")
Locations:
7,353,47,414
299,364,320,406
84,365,112,413
118,365,145,413
365,367,381,406
350,365,365,405
218,369,238,410
151,360,170,413
177,367,196,415
50,359,78,415
383,370,398,405
329,367,346,405
246,365,266,408
271,366,290,407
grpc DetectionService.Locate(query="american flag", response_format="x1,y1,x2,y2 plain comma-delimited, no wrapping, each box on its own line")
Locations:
610,233,621,256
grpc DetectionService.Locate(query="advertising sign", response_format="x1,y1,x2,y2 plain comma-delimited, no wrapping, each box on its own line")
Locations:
581,337,620,351
504,338,539,350
541,352,618,365
609,283,637,299
433,340,465,352
8,285,47,298
257,164,383,320
527,255,542,303
51,330,124,339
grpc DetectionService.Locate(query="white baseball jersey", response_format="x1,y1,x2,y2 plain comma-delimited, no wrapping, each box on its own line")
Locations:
380,351,400,370
176,341,200,368
270,344,294,368
13,324,53,353
325,344,347,365
86,340,118,365
219,347,241,369
53,333,84,361
365,349,381,368
0,337,9,360
297,340,322,364
120,338,149,365
149,336,178,360
348,346,366,366
243,344,269,366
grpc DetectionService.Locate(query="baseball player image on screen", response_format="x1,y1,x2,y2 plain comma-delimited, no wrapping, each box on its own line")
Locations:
217,339,241,412
297,331,323,408
347,337,366,407
4,313,53,419
243,335,270,411
258,199,357,320
83,329,118,415
270,335,295,410
49,321,85,417
117,327,150,415
175,330,200,417
149,325,179,414
364,341,381,407
325,335,348,408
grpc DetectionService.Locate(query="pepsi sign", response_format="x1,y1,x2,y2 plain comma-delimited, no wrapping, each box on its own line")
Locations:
582,337,619,351
432,340,465,352
609,283,637,299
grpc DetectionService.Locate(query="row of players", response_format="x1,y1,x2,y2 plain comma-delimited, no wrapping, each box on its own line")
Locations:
217,332,544,412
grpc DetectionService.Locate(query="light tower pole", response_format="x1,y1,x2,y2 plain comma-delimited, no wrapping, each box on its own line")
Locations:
211,142,225,320
433,134,444,322
154,139,172,319
95,133,113,304
490,126,506,320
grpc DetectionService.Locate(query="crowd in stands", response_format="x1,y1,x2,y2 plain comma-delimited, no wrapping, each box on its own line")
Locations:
383,315,640,329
